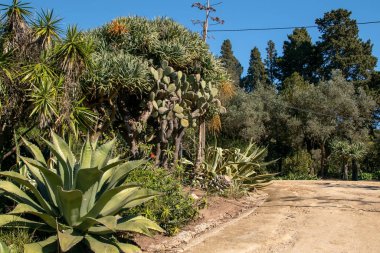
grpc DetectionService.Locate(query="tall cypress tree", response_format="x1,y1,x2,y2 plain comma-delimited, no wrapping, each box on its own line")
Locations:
243,47,267,92
265,40,278,85
277,28,320,83
316,9,377,81
220,39,243,86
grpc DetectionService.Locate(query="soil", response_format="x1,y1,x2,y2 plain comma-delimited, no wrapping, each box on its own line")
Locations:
184,180,380,253
135,190,268,252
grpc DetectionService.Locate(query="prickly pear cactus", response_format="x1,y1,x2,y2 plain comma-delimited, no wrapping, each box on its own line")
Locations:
149,61,226,167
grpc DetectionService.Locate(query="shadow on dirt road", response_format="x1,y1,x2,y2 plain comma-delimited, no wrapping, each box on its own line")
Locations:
185,180,380,253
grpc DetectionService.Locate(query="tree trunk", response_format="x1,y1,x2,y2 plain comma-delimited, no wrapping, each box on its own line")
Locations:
320,141,326,178
352,159,358,181
343,163,349,180
173,127,186,169
195,118,206,172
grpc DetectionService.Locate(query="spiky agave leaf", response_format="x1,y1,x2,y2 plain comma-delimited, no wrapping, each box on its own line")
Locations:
0,133,163,252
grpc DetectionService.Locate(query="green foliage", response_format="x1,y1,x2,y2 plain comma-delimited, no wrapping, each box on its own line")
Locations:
277,28,320,83
219,39,243,86
124,167,198,236
316,9,377,81
0,229,36,253
283,150,313,176
198,141,275,194
359,172,373,181
0,132,163,252
242,47,267,92
374,171,380,180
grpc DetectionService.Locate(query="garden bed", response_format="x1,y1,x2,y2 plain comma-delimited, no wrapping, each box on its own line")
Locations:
135,190,268,252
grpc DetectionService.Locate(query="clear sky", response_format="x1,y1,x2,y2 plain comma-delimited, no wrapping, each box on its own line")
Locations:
26,0,380,73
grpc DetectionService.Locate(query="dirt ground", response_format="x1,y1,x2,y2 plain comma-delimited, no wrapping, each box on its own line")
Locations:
184,180,380,253
137,192,267,252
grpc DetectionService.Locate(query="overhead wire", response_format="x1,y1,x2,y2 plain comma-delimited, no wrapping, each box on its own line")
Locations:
208,20,380,32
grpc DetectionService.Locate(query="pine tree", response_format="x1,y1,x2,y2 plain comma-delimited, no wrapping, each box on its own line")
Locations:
243,47,267,92
277,28,320,83
316,9,377,81
265,40,278,85
220,39,243,86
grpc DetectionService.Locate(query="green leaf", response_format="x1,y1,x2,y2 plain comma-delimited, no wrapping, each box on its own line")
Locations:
101,188,158,217
117,216,164,234
20,156,62,207
0,181,42,212
0,214,45,230
0,171,53,214
57,229,84,252
0,241,10,253
84,235,119,253
75,167,102,216
44,139,73,190
91,139,116,169
22,138,47,166
24,236,57,253
10,204,62,230
57,187,82,226
116,242,141,253
79,137,93,168
106,160,145,189
86,184,139,219
77,216,117,232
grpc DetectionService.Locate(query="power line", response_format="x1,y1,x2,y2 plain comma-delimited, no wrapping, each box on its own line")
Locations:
208,20,380,32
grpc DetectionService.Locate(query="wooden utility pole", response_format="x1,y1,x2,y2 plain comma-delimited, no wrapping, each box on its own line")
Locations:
192,1,224,170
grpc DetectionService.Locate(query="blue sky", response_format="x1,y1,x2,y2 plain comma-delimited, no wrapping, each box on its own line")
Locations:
27,0,380,73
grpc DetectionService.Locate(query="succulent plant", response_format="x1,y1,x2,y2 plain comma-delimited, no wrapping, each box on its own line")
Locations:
0,133,164,253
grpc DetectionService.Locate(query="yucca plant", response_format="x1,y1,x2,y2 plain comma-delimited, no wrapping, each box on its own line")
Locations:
200,141,276,192
0,132,164,253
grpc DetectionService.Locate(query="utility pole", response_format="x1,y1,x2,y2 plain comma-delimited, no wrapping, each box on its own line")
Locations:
192,1,224,171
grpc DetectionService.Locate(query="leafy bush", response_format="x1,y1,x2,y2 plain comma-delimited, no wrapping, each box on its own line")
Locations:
0,133,163,253
124,167,198,235
283,150,313,176
198,141,275,195
359,172,373,180
375,171,380,180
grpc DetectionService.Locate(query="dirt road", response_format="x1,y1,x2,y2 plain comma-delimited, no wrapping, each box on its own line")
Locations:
184,180,380,253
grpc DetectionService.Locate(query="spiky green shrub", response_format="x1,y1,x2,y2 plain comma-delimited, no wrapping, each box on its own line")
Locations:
0,133,163,253
198,141,275,194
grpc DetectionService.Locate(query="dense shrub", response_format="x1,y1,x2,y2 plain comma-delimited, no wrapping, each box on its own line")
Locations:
124,167,198,235
359,172,373,180
375,171,380,180
283,150,313,176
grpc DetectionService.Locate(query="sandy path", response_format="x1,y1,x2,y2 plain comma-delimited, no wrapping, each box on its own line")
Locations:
184,180,380,253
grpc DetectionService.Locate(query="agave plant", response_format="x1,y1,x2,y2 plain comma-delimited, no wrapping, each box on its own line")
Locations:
200,141,276,192
0,132,164,253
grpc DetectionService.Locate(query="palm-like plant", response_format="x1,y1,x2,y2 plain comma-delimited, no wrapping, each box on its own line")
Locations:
53,25,93,123
54,25,92,77
31,9,62,50
28,77,60,128
0,133,164,252
0,0,32,51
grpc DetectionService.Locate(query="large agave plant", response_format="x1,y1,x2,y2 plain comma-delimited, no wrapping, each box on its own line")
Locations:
0,132,164,253
201,141,276,192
